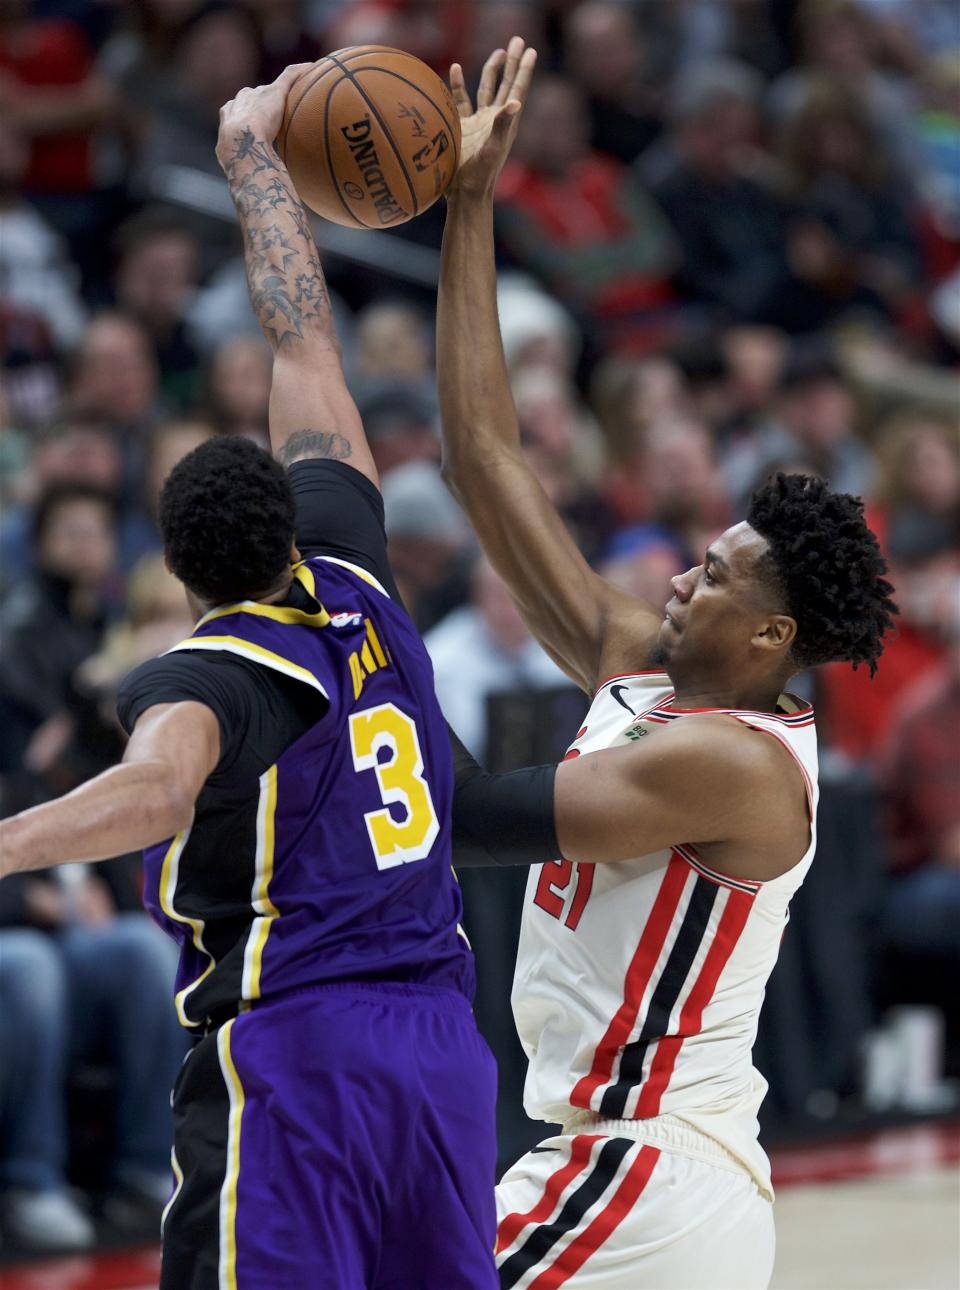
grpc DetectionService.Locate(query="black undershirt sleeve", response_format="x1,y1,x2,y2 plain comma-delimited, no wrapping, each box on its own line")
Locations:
448,723,562,868
288,459,403,605
116,653,323,784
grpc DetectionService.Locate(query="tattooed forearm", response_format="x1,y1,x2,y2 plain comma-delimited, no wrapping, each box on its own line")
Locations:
224,127,333,349
277,430,354,466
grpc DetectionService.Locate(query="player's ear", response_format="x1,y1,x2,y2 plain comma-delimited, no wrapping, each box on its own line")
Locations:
753,613,796,655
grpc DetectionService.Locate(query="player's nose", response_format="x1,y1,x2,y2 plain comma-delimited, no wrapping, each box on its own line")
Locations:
671,569,696,602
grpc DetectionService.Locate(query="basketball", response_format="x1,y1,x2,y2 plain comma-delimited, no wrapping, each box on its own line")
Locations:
278,47,462,229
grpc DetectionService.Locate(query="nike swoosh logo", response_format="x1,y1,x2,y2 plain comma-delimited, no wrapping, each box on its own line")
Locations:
610,684,637,715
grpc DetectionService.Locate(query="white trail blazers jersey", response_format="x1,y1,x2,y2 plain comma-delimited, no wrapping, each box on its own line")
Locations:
512,670,818,1198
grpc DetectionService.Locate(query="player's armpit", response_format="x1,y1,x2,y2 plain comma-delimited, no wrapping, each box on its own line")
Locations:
123,701,222,814
0,702,222,877
449,723,559,867
554,716,808,881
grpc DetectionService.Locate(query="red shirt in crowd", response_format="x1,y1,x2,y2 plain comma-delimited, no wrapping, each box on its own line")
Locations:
496,154,676,321
879,663,960,871
0,19,94,193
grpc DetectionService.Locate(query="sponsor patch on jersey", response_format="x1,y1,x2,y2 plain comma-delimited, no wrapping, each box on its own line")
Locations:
330,611,364,629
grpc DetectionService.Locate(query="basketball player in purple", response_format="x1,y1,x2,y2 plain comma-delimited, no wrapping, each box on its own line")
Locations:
0,61,538,1289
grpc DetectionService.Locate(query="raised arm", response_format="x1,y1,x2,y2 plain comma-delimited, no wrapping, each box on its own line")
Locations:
438,41,662,692
216,67,377,483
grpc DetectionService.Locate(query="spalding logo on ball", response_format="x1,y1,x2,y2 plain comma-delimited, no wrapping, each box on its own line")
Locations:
278,46,462,229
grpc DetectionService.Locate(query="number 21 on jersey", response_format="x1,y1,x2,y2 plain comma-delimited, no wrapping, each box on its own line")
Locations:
349,702,439,869
534,860,594,930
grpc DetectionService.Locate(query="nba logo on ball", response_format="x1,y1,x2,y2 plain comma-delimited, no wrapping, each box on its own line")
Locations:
279,46,462,229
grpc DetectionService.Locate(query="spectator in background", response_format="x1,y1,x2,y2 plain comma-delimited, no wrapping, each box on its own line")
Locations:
351,300,434,388
66,313,164,496
776,82,921,332
322,0,470,75
598,528,684,610
0,482,119,802
67,312,162,440
723,343,873,510
769,0,917,182
112,209,202,411
204,334,271,445
466,0,545,82
497,274,581,378
0,300,62,430
381,459,472,630
0,865,187,1249
426,558,566,760
868,408,960,550
591,353,690,525
0,117,86,352
0,0,118,278
857,0,960,67
878,610,960,962
245,0,319,80
642,59,789,323
77,554,194,712
818,515,957,764
0,423,154,588
496,74,677,350
562,1,662,164
142,418,213,521
356,384,439,477
721,324,789,436
132,2,262,261
603,415,730,571
912,51,960,281
513,363,614,561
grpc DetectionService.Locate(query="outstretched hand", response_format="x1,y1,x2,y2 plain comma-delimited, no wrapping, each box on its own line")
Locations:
448,36,537,198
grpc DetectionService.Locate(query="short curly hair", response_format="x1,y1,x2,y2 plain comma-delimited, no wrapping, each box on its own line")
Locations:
158,435,296,605
747,473,897,677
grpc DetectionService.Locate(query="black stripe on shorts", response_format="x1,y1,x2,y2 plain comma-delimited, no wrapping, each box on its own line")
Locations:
160,1030,231,1290
499,1137,634,1288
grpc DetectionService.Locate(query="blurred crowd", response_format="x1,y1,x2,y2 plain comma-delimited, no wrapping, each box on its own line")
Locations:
1,0,959,1254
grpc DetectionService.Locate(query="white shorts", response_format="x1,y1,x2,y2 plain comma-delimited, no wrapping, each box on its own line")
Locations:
495,1125,775,1289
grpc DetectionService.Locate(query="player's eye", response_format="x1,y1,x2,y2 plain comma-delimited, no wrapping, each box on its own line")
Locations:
703,567,715,585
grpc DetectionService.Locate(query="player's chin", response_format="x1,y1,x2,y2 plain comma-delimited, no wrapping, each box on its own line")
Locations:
657,618,677,652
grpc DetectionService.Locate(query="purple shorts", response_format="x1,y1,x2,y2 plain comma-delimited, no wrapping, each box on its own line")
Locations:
161,982,499,1289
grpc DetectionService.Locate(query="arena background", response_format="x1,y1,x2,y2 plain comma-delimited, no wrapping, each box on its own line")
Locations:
0,0,958,1286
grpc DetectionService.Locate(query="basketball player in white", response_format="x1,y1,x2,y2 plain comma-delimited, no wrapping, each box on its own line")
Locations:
441,40,897,1288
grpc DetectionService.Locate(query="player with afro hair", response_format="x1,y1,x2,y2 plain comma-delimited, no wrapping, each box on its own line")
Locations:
747,472,897,677
158,435,297,608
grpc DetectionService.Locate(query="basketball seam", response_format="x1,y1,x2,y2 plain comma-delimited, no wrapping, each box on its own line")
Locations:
279,48,379,159
323,76,366,228
326,53,420,217
357,66,461,171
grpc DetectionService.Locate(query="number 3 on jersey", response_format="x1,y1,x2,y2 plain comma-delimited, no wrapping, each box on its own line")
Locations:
349,703,439,869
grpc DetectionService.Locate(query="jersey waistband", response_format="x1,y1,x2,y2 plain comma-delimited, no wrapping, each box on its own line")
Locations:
200,978,474,1033
560,1109,753,1182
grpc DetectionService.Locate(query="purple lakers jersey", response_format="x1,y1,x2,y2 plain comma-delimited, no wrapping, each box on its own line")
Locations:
141,557,473,1028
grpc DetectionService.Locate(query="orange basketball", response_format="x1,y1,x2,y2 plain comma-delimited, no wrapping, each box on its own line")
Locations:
278,47,461,229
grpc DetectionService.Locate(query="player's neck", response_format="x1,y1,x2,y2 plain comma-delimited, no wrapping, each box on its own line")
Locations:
670,677,787,714
256,567,296,605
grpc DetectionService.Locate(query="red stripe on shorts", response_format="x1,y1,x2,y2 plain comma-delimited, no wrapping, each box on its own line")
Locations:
570,856,688,1110
495,1135,601,1256
528,1144,661,1288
